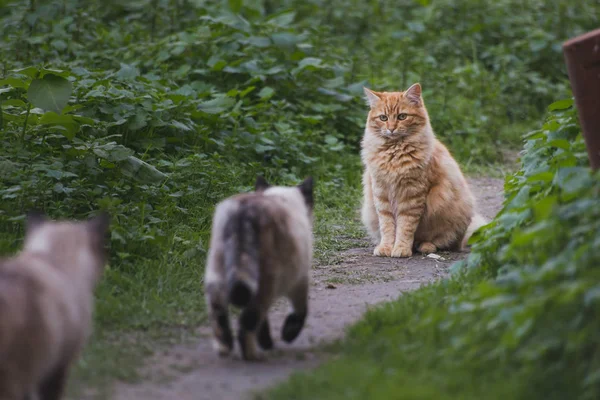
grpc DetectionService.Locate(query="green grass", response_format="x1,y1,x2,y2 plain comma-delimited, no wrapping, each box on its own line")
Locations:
259,275,514,400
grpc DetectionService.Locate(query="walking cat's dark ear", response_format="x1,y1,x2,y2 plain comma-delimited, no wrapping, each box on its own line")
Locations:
255,176,271,192
87,212,111,236
26,210,47,233
298,177,314,209
87,212,111,262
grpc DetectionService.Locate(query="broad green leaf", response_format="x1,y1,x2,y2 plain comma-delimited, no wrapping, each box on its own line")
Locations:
0,77,27,88
197,96,235,114
270,32,301,47
27,74,72,114
115,63,140,80
245,36,271,48
548,139,570,150
39,112,80,140
171,120,193,131
228,0,242,13
1,99,26,107
298,57,322,69
532,195,557,221
120,156,168,183
258,87,275,100
554,167,591,194
12,66,39,78
93,143,135,162
266,11,296,27
548,99,573,111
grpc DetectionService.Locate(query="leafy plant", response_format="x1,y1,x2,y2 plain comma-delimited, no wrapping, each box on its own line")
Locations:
1,0,600,395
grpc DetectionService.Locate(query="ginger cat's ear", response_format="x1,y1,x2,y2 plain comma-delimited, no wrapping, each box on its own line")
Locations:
404,83,422,106
363,87,381,108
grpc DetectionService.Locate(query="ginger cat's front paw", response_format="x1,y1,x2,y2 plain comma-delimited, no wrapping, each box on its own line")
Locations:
373,243,393,257
391,245,412,258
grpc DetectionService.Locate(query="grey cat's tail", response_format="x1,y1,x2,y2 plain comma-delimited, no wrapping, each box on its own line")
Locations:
461,213,487,249
223,204,260,308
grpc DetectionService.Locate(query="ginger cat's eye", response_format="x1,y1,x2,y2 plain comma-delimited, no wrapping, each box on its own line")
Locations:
398,113,408,120
379,115,388,121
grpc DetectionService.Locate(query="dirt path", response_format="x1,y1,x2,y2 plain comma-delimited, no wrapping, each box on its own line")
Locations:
113,178,505,400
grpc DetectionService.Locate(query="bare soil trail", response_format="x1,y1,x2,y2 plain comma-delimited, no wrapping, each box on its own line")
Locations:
112,177,505,400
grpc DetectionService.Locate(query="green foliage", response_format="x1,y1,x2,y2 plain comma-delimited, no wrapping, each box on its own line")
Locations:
264,100,600,400
1,0,599,393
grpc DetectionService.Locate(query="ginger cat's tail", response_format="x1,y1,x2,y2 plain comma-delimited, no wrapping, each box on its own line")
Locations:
461,214,487,249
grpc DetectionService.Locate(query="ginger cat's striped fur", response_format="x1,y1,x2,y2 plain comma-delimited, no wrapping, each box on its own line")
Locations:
361,83,485,257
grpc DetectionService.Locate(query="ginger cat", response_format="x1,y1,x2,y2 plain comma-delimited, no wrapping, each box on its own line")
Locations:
0,211,109,400
361,83,485,257
204,176,313,361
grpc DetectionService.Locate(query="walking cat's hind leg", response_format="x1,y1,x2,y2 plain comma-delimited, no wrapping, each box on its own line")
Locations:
39,363,68,400
206,284,234,356
238,306,264,361
282,278,308,343
257,317,274,350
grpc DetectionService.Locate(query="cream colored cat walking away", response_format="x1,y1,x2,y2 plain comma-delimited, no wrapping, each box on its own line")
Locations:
204,177,314,361
361,83,485,257
0,211,110,400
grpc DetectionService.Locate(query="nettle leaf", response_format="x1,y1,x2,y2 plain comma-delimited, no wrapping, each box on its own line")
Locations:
548,99,574,111
39,112,80,140
258,87,275,100
554,167,591,195
2,99,27,108
93,143,135,162
197,96,235,114
532,195,558,221
228,0,242,13
245,36,271,48
270,32,301,48
171,120,193,132
120,156,168,183
0,77,27,88
115,63,140,80
27,74,72,114
12,66,39,78
266,11,296,27
292,58,324,75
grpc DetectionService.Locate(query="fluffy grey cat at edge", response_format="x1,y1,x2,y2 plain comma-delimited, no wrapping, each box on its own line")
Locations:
0,211,110,400
204,176,314,361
